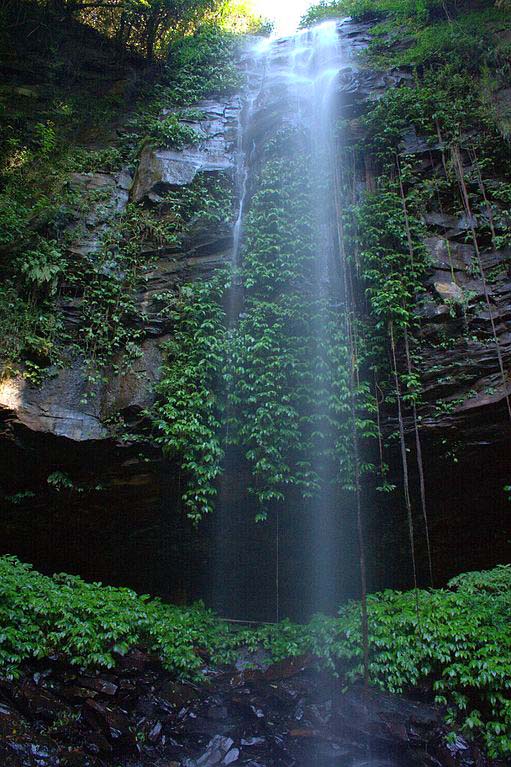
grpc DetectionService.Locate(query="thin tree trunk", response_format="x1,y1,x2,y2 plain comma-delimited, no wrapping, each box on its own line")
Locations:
404,328,433,586
390,320,420,619
334,159,369,685
396,155,434,587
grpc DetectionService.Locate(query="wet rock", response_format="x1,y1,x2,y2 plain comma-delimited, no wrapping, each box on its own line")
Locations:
0,659,492,767
433,280,465,302
240,736,266,747
263,655,313,681
118,648,157,673
65,171,130,259
130,98,240,203
12,680,68,722
423,211,477,235
0,338,161,442
83,729,113,755
195,735,235,766
222,746,239,764
147,720,163,743
206,705,229,721
62,686,99,702
0,702,27,739
76,676,118,696
82,698,135,750
5,734,61,766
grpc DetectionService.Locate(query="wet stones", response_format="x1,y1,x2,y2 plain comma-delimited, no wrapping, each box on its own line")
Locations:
0,649,494,767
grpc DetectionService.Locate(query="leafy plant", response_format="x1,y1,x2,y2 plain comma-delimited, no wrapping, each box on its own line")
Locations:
47,471,74,491
17,240,64,294
153,275,229,522
0,556,509,757
147,114,200,149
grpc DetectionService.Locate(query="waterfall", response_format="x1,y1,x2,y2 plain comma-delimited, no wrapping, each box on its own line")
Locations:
213,23,355,621
267,24,346,616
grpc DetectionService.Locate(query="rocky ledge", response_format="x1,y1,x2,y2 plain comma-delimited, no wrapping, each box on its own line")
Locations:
0,94,241,445
0,651,490,767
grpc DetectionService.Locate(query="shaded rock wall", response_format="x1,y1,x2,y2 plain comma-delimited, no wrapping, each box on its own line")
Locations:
0,52,244,597
336,24,511,587
0,18,509,611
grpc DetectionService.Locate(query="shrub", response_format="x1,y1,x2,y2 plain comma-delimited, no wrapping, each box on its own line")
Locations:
0,557,509,756
148,113,200,149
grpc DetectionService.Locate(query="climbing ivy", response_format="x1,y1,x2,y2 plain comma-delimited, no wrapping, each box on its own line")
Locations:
350,185,429,329
227,130,358,514
153,274,229,522
152,128,377,520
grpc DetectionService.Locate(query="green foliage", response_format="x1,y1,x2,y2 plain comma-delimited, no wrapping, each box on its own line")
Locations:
301,2,508,75
74,0,270,60
338,0,511,442
64,147,124,174
153,275,229,522
0,555,229,678
301,0,448,27
371,7,510,69
151,128,375,520
47,471,74,491
227,131,356,512
0,8,251,385
113,26,245,167
33,121,57,157
351,185,429,329
0,195,31,249
1,556,510,757
239,565,511,758
16,240,64,294
0,282,64,381
164,25,245,103
5,490,36,505
143,113,200,149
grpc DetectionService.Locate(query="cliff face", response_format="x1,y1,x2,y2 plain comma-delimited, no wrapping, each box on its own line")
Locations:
0,16,509,605
0,68,243,593
0,99,241,442
335,18,511,587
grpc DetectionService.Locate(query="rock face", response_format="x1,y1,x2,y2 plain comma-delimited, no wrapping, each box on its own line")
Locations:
328,24,511,590
1,18,510,604
0,88,242,599
131,98,241,202
0,97,241,443
418,235,511,444
66,171,131,258
0,340,161,441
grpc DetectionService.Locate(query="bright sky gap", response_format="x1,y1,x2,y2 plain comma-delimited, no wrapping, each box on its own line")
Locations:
252,0,313,35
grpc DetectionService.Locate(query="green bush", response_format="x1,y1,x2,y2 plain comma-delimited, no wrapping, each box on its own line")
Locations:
240,566,511,758
148,113,200,149
0,557,509,756
301,2,507,73
300,0,448,27
0,555,230,678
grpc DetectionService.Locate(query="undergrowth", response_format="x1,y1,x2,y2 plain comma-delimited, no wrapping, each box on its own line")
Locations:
0,556,509,757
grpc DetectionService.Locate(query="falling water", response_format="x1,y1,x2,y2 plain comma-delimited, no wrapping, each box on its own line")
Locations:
259,23,346,617
232,94,257,274
213,23,351,621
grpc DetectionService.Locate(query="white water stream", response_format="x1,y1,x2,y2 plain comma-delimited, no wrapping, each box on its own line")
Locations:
214,24,348,620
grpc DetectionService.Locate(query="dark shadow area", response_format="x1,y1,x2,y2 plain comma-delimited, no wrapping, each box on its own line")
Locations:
1,415,509,622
